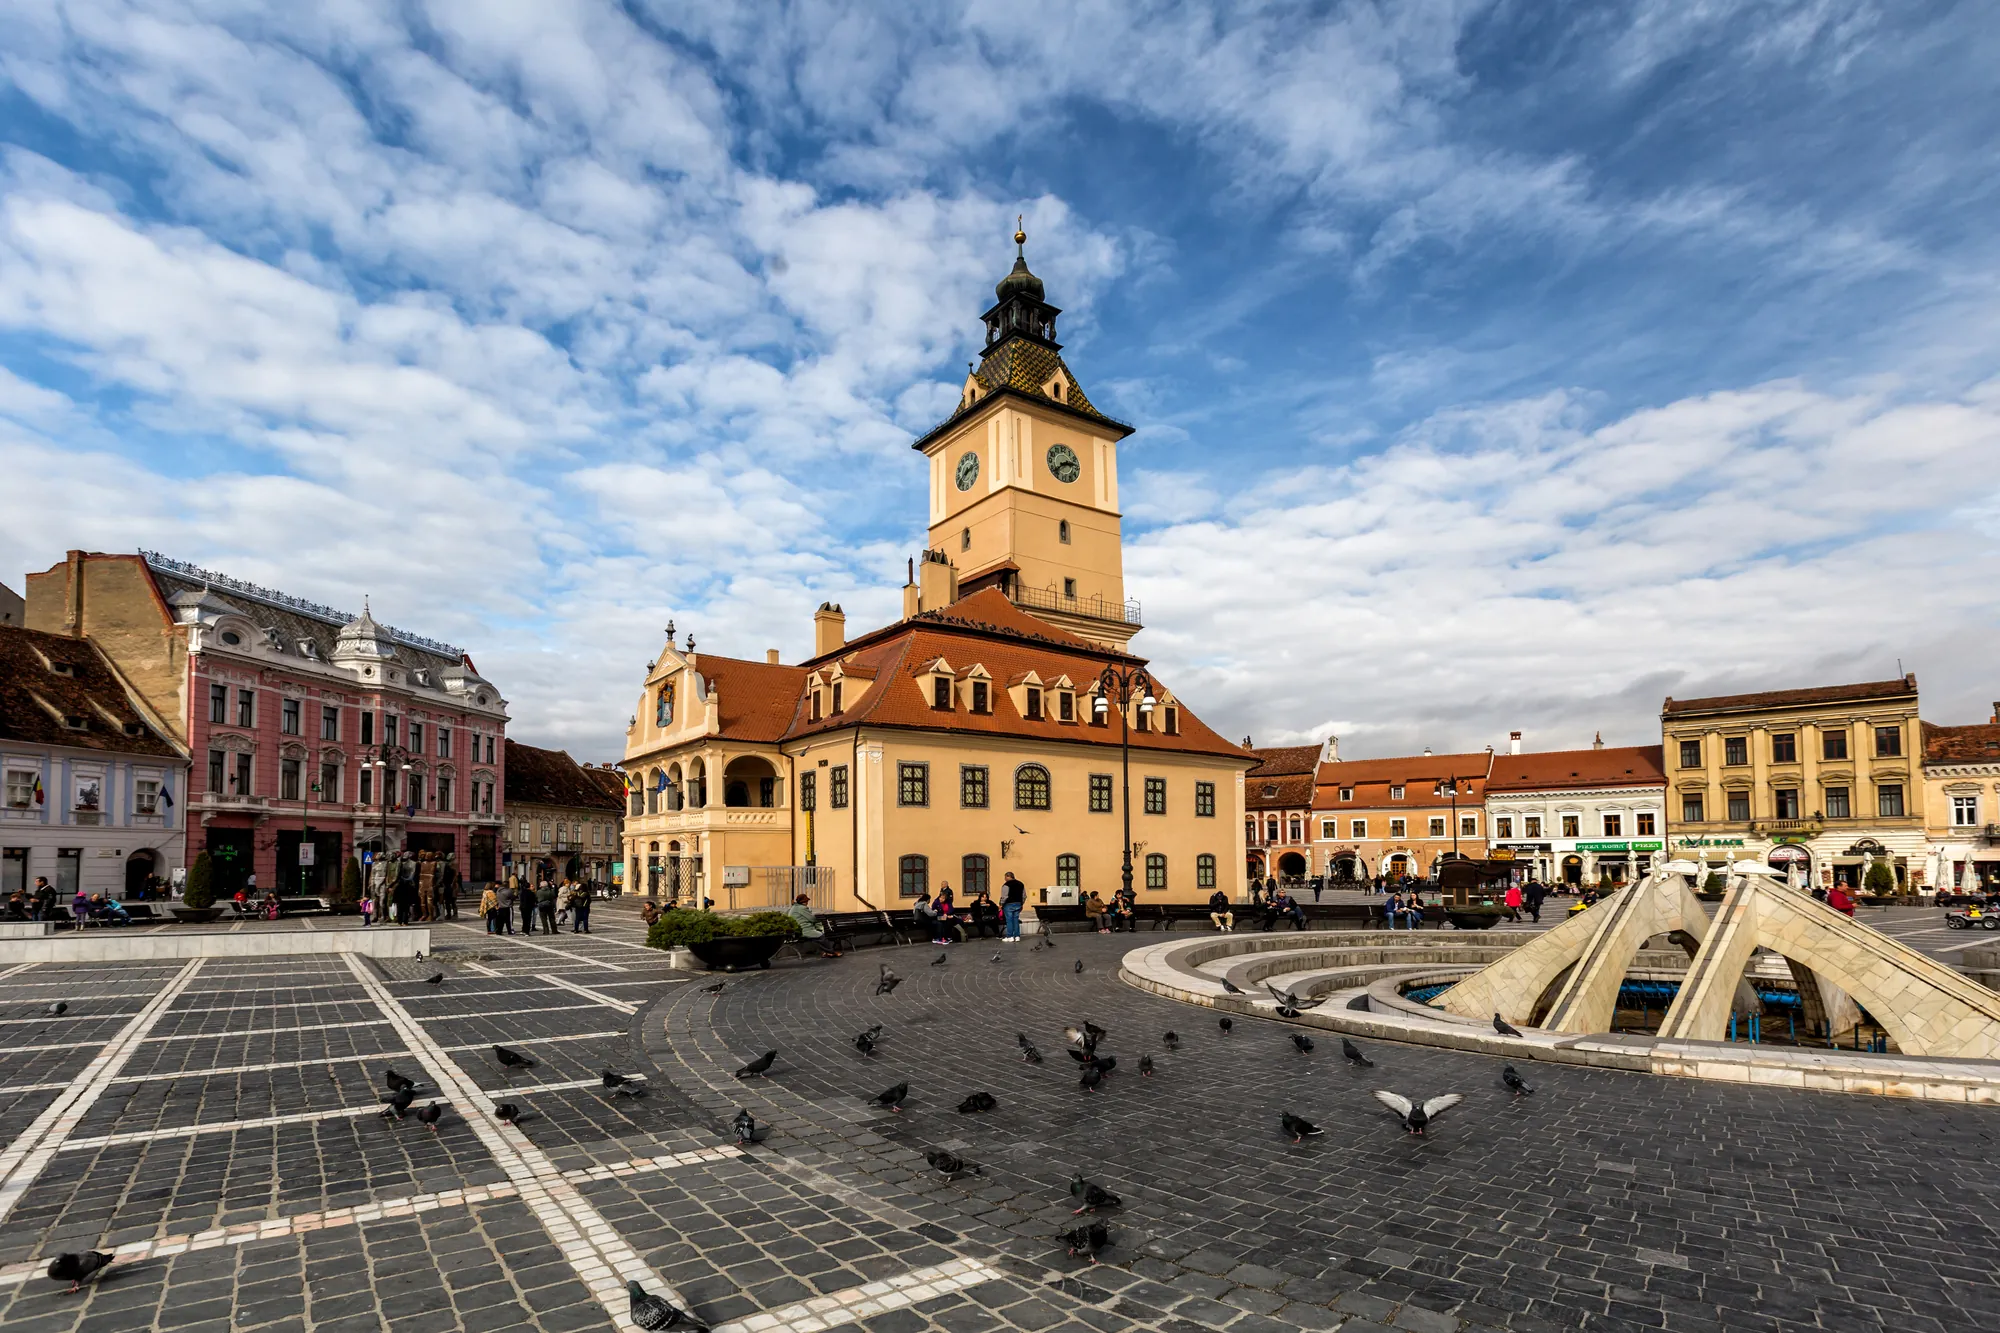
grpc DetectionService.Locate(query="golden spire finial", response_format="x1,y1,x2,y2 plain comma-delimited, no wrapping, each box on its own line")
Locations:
1014,214,1026,248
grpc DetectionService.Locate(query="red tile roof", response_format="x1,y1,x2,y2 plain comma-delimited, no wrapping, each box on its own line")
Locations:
689,654,811,743
1312,751,1494,810
1923,722,2000,763
1247,774,1315,809
0,626,182,757
1248,745,1321,778
1663,676,1916,715
1484,745,1665,793
504,740,623,811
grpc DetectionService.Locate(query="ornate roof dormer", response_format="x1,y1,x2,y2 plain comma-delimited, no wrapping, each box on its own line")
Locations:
332,598,397,664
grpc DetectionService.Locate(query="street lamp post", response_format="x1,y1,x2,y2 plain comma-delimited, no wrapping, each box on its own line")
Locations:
1433,775,1472,905
1093,664,1156,900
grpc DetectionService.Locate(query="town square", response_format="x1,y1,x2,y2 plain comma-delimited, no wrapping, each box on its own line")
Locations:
3,4,1999,1332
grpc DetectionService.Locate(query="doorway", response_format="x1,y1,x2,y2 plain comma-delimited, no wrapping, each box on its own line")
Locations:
1561,854,1583,887
124,849,158,899
205,828,254,897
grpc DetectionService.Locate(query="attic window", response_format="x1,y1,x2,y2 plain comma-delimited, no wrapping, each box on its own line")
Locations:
1164,705,1179,735
1025,687,1043,721
1262,784,1278,799
932,677,953,711
970,681,989,714
1058,691,1074,723
1051,380,1065,402
220,631,242,646
63,715,88,731
48,661,76,677
122,721,146,737
299,640,320,660
961,527,971,552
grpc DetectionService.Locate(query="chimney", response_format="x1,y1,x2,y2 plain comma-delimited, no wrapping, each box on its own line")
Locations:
64,549,84,637
1509,730,1522,755
917,549,958,614
813,602,845,657
765,649,780,665
1991,701,1999,724
1592,730,1604,750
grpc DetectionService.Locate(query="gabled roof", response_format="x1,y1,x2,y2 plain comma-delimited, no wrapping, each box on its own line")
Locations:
1248,745,1322,778
1313,751,1494,809
504,740,622,811
687,654,812,744
0,626,183,757
1663,676,1917,716
1924,722,2000,764
1485,745,1666,794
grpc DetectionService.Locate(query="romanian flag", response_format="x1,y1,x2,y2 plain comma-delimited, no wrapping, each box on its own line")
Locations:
32,776,43,806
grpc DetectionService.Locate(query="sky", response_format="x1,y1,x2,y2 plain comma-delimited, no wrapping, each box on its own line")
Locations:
2,0,1997,762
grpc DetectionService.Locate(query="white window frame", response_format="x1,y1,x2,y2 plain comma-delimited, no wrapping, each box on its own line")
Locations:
4,768,34,810
1952,794,1979,827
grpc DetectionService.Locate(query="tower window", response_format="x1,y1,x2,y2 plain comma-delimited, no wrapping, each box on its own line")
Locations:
1058,519,1070,544
1063,578,1076,599
961,527,971,551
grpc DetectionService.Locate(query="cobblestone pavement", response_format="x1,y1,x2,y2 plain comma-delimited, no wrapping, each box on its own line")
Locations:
2,911,1997,1333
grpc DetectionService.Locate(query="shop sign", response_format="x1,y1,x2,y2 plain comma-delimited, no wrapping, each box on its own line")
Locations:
1770,833,1815,845
1489,848,1516,861
1577,840,1666,854
1677,836,1745,847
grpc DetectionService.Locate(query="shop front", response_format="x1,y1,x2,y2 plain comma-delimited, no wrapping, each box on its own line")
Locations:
1490,842,1552,882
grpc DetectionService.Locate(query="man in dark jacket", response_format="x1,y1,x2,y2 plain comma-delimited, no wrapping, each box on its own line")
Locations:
1000,872,1026,943
520,879,538,934
538,880,558,934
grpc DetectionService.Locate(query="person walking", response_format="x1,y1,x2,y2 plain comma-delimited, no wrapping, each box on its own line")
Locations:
538,879,558,935
1524,879,1545,924
569,882,592,934
1001,872,1025,943
1503,882,1523,923
479,883,500,934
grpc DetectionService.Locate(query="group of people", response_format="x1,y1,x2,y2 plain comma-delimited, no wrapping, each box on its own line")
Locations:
3,879,135,927
357,850,461,926
475,874,595,936
909,872,1030,945
1083,885,1142,933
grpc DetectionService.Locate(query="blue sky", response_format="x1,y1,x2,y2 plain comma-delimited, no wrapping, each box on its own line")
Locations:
2,1,1997,760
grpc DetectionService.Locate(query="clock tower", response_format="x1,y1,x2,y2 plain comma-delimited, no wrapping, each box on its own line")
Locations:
910,225,1140,650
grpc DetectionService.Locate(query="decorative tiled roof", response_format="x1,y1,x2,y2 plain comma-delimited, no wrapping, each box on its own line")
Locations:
1484,746,1666,793
504,740,623,812
1312,751,1495,810
1923,722,2000,764
1663,676,1917,716
911,344,1133,452
147,567,468,677
0,626,183,757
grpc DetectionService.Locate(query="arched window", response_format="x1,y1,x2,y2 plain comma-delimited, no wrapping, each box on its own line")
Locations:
631,779,645,818
1288,816,1303,842
1265,816,1279,842
961,854,989,897
1058,519,1071,544
1197,854,1217,888
898,854,928,900
1056,854,1080,887
961,527,971,551
1014,763,1051,810
1145,853,1167,891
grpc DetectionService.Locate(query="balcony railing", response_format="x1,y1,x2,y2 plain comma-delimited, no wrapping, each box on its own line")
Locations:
1004,583,1141,627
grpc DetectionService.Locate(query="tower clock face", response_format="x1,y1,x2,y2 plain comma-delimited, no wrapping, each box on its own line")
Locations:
1046,442,1080,483
955,450,980,491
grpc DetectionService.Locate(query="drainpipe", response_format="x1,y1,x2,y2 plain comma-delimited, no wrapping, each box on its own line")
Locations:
849,728,876,912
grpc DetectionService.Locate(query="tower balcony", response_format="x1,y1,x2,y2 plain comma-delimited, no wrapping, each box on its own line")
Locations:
1003,582,1141,629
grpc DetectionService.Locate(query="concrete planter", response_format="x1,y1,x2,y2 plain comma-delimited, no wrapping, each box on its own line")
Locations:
688,935,786,972
172,905,225,923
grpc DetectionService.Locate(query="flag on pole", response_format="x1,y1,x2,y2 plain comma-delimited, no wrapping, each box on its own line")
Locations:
32,776,44,806
160,786,175,810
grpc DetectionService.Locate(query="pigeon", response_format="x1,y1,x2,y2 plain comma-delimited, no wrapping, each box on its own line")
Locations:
1040,932,1056,949
1069,1176,1122,1213
1342,1038,1374,1068
701,981,727,995
493,1102,523,1124
379,1087,416,1119
425,971,445,985
384,1068,417,1093
1059,1220,1110,1262
1064,1024,1096,1055
957,1091,997,1113
415,1102,445,1132
1275,1004,1302,1019
603,1069,647,1096
1221,978,1246,995
1139,1055,1155,1077
1502,1065,1534,1097
1078,1066,1104,1093
1016,1032,1033,1049
1291,1033,1314,1055
734,1050,777,1079
493,1045,537,1071
875,966,902,996
627,1278,708,1331
44,1001,68,1017
46,1250,112,1294
415,950,423,961
1374,1090,1464,1136
854,1024,882,1057
1218,1017,1233,1034
1084,1021,1107,1043
1162,1031,1180,1051
732,1109,757,1144
931,951,949,967
1073,959,1085,975
1021,1043,1043,1064
870,1082,909,1112
925,1147,983,1179
1493,1013,1522,1037
1089,1054,1117,1075
1280,1111,1324,1144
991,952,1003,963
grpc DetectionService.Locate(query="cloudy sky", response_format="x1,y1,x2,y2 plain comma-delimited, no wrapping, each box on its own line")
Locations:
3,1,1997,761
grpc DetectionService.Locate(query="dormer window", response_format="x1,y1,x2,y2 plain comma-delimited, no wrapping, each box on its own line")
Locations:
122,721,145,737
1390,785,1405,800
48,661,75,677
1163,705,1179,735
63,715,88,731
1058,691,1074,723
831,682,843,714
220,630,242,646
970,681,989,714
1025,687,1043,721
810,689,823,722
932,676,953,710
298,640,319,660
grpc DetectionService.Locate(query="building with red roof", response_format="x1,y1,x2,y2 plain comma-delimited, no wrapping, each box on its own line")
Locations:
1485,735,1666,887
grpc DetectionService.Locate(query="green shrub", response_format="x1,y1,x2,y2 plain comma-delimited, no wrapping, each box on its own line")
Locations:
338,856,362,907
646,909,802,949
1701,872,1725,895
184,851,215,909
1863,860,1897,896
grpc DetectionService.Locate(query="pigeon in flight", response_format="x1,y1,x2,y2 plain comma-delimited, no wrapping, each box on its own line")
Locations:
46,1250,112,1294
1502,1066,1534,1097
732,1109,757,1145
1374,1090,1464,1136
1074,959,1084,975
1162,1031,1180,1051
384,1068,417,1094
957,1091,997,1113
1291,1033,1314,1055
1266,983,1321,1011
925,1148,983,1179
1280,1111,1324,1144
1493,1013,1522,1037
734,1050,777,1079
1342,1038,1374,1068
603,1069,648,1096
425,971,445,986
701,981,727,995
1138,1055,1155,1077
415,1103,445,1132
493,1103,523,1124
931,951,949,967
43,1001,67,1017
379,1087,416,1119
627,1279,708,1331
1059,1220,1110,1263
854,1024,882,1057
493,1045,537,1071
1069,1176,1122,1213
1218,1017,1233,1034
876,966,902,996
1220,978,1246,995
870,1082,909,1112
1077,1066,1104,1093
1040,932,1056,949
1064,1024,1097,1056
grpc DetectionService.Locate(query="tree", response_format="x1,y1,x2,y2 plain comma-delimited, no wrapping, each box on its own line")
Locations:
1863,859,1897,897
184,851,215,909
339,856,362,907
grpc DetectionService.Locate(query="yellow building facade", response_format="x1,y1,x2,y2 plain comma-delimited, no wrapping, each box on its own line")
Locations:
619,232,1253,912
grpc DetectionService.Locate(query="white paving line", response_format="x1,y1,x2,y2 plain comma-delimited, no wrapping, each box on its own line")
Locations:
441,922,626,971
462,960,503,977
439,1030,624,1053
410,1002,608,1021
391,985,554,999
59,1101,409,1150
0,959,203,1226
0,1144,749,1287
342,954,678,1331
0,1012,142,1025
710,1257,1009,1333
143,1019,394,1044
0,963,38,982
536,973,639,1015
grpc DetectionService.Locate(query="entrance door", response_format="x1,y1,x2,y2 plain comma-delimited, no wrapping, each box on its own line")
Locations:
274,830,343,895
1561,854,1583,887
124,849,158,898
205,828,253,896
470,831,496,883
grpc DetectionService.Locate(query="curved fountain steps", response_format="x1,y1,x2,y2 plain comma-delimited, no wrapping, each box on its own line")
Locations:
1119,933,2000,1103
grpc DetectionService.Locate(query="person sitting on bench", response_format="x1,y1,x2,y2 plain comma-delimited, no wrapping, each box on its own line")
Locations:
1207,889,1234,932
1262,887,1306,931
786,894,844,957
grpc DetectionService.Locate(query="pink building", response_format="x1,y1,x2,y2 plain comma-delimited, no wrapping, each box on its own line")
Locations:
23,551,509,897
